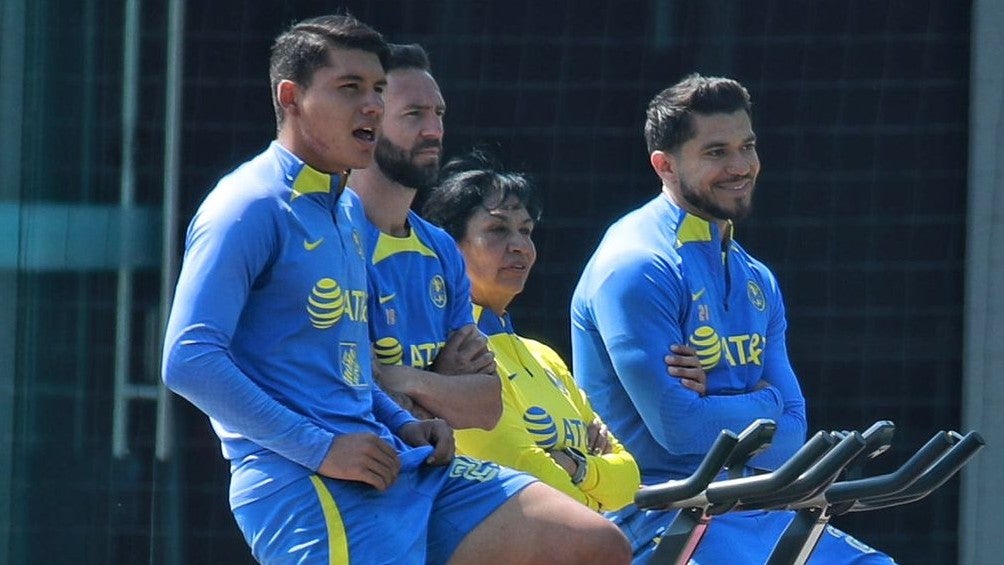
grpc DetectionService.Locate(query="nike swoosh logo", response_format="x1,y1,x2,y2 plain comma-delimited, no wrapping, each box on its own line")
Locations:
378,293,396,304
691,288,706,301
304,237,324,251
506,373,518,381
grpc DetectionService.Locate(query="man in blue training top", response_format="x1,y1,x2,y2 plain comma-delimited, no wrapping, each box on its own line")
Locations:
349,43,502,431
571,73,895,564
162,14,630,564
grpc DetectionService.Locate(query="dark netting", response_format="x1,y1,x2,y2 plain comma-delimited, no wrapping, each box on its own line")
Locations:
9,1,969,563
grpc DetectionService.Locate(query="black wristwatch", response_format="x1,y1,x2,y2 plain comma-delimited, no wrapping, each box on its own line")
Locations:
562,446,588,485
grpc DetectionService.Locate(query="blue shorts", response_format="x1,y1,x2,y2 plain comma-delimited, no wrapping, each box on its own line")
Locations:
609,506,896,565
232,456,536,564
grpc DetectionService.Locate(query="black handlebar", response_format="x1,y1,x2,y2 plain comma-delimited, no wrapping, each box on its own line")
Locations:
723,418,777,479
839,420,895,478
847,430,985,512
821,430,955,509
636,425,983,514
704,430,835,505
635,419,778,510
634,422,984,565
635,428,739,510
739,430,867,510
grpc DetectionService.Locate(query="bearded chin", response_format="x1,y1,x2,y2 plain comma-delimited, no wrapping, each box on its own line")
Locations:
680,181,753,223
375,138,440,191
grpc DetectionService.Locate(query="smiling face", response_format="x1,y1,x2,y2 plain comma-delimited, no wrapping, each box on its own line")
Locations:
458,195,537,315
374,68,445,191
277,46,386,173
656,110,759,223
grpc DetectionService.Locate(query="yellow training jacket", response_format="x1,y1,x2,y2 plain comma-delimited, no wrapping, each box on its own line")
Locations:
455,305,640,511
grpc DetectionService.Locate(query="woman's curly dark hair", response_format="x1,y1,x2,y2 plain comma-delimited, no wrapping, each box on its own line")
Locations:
420,149,543,241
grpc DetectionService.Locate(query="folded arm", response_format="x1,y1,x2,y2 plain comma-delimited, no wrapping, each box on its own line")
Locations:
522,338,641,510
589,257,795,459
374,324,501,430
745,284,807,468
376,364,501,430
456,378,635,512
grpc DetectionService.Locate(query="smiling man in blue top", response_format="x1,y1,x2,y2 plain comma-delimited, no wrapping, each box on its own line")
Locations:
162,14,629,564
571,73,896,564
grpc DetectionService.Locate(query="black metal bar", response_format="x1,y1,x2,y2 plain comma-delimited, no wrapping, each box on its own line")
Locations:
740,430,867,510
648,506,709,565
635,428,740,510
765,506,831,565
636,420,778,564
823,431,954,507
767,430,984,565
839,420,895,479
704,430,835,505
722,418,777,479
849,431,984,511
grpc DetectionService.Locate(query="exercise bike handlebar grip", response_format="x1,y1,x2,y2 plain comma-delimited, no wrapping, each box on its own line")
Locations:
850,430,984,511
705,430,836,504
824,430,955,506
842,420,896,472
741,430,868,510
722,418,778,479
635,428,740,510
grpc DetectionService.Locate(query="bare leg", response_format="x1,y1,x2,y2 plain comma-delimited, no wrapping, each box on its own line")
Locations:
449,482,631,565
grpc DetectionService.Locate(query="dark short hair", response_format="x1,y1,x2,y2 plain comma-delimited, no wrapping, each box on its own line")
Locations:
386,43,431,73
644,73,752,154
269,14,389,129
421,150,543,241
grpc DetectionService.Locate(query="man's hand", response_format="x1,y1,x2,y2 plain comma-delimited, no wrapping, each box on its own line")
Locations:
386,389,435,420
586,419,612,455
317,433,401,491
665,344,707,395
371,349,436,420
373,343,502,430
398,419,455,466
431,325,497,376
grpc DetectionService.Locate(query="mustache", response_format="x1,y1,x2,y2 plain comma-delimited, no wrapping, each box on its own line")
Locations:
412,140,443,153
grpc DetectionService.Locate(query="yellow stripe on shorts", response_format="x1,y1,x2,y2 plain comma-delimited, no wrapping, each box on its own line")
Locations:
309,475,350,564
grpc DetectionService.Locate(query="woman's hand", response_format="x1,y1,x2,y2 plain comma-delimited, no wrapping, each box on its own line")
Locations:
587,419,612,455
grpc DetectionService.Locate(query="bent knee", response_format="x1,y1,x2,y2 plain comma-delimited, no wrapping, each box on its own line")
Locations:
524,485,631,564
574,518,631,565
452,482,631,565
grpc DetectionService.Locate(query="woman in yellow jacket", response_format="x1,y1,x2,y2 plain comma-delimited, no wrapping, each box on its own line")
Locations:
421,151,642,512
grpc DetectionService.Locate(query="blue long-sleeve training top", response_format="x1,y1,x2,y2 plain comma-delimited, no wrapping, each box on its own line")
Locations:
162,142,427,508
360,207,473,368
571,194,806,484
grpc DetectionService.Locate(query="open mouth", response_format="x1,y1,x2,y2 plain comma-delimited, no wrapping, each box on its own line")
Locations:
353,127,375,142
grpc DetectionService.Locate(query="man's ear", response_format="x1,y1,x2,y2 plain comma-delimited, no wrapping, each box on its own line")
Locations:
650,150,677,185
276,79,300,118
